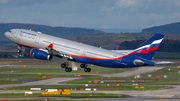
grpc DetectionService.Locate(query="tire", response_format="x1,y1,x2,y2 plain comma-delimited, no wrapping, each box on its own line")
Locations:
61,63,65,68
84,68,88,72
80,64,85,68
65,68,69,72
80,64,87,68
61,62,68,68
68,68,72,72
87,68,91,72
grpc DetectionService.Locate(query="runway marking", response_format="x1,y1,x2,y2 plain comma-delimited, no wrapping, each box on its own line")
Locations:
152,94,170,101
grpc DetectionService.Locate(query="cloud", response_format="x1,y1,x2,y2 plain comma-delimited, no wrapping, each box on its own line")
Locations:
116,0,141,9
0,0,9,3
102,0,142,12
174,0,180,7
1,0,180,29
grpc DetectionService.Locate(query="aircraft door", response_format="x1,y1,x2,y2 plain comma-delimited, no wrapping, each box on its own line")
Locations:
116,58,122,63
82,49,87,55
35,36,41,43
13,31,18,38
114,55,121,63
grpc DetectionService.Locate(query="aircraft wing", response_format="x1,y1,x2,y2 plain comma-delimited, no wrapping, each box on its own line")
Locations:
45,43,74,60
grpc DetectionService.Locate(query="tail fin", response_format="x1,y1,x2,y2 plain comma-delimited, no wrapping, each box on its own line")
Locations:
128,33,164,60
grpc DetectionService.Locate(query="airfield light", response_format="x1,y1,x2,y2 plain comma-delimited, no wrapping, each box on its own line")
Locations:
38,73,42,75
148,74,152,77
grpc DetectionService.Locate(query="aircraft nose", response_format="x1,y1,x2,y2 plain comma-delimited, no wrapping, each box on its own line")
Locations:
5,31,10,38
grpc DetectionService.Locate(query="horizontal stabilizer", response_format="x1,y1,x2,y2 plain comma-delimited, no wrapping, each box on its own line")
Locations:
155,61,174,64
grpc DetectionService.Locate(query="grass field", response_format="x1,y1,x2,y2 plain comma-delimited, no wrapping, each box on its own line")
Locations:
6,85,168,91
0,93,122,97
0,52,180,87
0,100,92,101
0,58,134,74
66,76,180,84
140,66,180,78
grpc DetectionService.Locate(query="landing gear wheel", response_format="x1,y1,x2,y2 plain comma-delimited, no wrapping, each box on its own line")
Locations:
65,68,69,72
80,64,87,68
61,62,68,68
61,63,65,68
65,68,72,72
68,68,72,72
84,68,88,72
87,68,91,72
84,68,91,72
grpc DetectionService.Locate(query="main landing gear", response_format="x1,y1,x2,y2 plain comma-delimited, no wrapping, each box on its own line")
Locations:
80,64,91,72
61,62,72,72
61,62,91,72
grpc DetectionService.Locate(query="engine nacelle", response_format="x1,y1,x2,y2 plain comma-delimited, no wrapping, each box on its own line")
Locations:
30,49,52,60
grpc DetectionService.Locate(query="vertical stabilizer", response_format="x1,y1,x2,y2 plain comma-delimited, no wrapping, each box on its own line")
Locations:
128,33,164,60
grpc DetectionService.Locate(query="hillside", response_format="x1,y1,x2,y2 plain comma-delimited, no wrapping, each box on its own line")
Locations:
0,23,109,45
1,23,180,52
119,39,180,52
1,33,180,52
142,22,180,34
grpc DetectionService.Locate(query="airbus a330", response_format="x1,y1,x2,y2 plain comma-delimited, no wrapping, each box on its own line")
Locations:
5,29,164,72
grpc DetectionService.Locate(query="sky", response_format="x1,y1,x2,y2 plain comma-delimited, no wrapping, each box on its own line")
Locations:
1,0,180,30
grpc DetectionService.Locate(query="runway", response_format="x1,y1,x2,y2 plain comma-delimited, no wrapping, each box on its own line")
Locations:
1,66,180,100
0,77,80,90
0,77,180,100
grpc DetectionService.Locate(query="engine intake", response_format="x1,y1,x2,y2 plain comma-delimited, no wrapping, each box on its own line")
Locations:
30,49,52,60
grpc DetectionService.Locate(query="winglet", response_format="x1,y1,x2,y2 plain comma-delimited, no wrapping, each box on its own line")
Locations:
47,43,53,49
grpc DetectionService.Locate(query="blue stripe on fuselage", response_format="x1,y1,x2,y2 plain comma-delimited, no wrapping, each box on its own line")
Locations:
72,55,136,68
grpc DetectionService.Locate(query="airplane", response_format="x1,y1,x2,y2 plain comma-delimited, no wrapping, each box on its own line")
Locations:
5,29,164,72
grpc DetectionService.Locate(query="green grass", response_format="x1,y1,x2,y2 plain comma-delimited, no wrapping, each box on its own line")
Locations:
0,93,122,97
0,100,90,101
6,85,168,91
141,66,180,78
0,80,23,84
0,100,91,101
66,76,180,84
0,58,134,74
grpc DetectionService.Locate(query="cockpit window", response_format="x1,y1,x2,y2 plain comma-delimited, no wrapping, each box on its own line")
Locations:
9,31,11,33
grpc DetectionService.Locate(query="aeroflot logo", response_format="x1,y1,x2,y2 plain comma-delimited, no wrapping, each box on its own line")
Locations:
20,31,37,39
20,31,37,36
133,38,163,52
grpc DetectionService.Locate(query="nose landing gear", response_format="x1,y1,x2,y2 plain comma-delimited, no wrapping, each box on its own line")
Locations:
17,45,21,53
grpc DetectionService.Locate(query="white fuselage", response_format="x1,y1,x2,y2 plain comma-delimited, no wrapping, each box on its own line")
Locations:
5,29,123,60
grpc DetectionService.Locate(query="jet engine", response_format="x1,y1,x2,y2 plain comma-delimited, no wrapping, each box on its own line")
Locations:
30,48,52,60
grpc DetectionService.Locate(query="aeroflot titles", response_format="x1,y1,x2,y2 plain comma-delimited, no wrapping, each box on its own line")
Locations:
20,31,37,39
